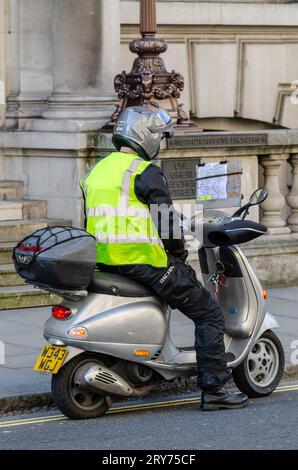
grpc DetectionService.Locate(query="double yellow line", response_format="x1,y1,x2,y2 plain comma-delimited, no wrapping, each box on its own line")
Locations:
0,383,298,429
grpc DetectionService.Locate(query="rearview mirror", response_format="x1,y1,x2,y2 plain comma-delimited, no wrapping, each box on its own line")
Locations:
249,187,268,206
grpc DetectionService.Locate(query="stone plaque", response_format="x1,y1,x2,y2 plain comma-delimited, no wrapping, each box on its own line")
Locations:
167,133,268,149
162,159,200,200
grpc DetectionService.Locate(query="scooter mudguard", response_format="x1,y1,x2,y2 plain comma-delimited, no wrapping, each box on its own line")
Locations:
255,311,279,340
55,345,83,367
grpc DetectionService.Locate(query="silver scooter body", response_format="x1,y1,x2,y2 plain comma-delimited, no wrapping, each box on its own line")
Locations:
43,209,279,384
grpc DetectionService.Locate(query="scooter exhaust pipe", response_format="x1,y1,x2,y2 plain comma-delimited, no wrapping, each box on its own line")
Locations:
82,365,134,397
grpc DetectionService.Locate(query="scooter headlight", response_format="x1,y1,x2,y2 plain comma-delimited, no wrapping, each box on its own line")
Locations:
67,327,88,339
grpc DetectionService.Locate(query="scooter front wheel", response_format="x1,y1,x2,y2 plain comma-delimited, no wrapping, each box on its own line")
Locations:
232,330,285,398
51,353,113,420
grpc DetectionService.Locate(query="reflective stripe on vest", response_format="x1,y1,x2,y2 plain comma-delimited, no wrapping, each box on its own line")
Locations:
121,158,144,201
95,234,164,247
87,206,150,218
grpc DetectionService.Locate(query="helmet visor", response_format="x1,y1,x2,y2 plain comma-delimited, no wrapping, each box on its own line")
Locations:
150,108,174,138
156,108,172,126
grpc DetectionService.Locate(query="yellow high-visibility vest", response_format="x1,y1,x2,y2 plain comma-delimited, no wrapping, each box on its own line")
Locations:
80,152,168,268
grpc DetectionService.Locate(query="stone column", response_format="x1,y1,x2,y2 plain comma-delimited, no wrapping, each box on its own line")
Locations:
259,154,290,234
27,0,120,132
0,0,9,127
5,0,54,130
287,153,298,232
0,0,10,176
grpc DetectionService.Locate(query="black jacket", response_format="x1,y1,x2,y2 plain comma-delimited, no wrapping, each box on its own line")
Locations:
135,164,188,261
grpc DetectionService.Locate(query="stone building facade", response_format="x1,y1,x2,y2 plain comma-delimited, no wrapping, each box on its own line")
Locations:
1,1,298,131
1,1,298,307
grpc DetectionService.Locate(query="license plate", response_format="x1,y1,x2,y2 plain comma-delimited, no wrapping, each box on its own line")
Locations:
34,344,68,375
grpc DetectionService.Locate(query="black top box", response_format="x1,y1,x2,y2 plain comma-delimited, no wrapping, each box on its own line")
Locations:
13,226,96,290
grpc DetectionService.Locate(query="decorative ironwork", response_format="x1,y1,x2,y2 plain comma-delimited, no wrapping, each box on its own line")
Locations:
104,0,196,131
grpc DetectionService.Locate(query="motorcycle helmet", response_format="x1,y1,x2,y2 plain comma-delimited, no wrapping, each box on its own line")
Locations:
112,105,173,161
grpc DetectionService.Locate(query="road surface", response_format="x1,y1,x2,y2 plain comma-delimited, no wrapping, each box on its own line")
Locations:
0,382,297,450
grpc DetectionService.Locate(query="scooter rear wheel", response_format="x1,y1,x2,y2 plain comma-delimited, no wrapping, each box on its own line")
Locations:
232,330,285,398
52,353,113,420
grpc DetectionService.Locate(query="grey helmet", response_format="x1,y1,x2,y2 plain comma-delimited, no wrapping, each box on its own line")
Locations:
112,106,174,161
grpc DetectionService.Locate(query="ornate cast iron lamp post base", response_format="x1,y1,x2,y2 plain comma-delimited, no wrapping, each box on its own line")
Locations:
104,0,197,131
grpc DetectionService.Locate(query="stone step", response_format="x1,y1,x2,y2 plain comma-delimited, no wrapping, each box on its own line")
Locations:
0,264,26,287
22,200,48,220
0,181,24,201
0,218,70,243
0,202,22,221
0,285,61,310
0,200,47,221
0,243,15,264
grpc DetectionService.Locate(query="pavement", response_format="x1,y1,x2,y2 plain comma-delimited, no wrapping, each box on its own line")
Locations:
0,286,298,405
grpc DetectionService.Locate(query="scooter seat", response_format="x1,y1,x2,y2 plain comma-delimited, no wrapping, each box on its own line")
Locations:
88,271,156,298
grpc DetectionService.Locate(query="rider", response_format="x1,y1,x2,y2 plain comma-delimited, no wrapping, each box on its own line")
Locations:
80,105,248,411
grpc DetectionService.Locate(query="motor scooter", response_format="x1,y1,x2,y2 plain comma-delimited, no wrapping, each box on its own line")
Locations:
30,187,285,419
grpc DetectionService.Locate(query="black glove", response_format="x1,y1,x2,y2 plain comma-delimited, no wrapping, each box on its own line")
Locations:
170,249,189,263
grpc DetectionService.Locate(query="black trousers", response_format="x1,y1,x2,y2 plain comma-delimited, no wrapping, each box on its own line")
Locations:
98,258,231,392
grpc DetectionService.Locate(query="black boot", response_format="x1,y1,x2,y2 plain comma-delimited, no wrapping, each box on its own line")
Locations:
201,387,248,411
